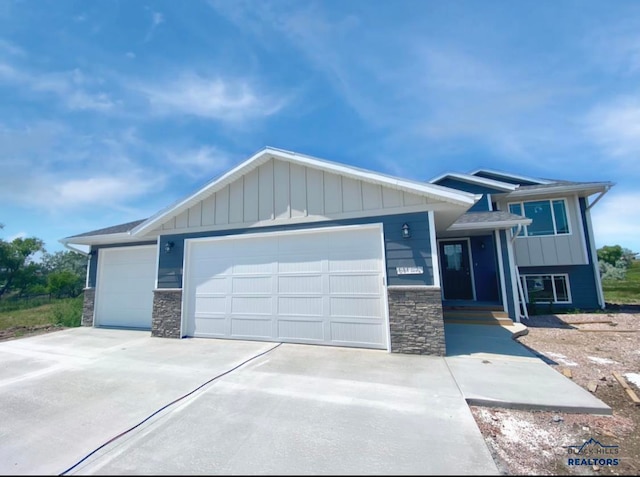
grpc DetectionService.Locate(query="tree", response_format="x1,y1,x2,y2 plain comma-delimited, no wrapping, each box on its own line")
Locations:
47,270,84,298
41,250,87,276
0,236,46,299
597,245,623,267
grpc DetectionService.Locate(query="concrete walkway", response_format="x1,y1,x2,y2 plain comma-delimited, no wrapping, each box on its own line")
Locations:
444,323,611,414
0,328,498,475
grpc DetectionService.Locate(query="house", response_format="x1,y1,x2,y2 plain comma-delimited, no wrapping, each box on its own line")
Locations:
60,147,613,355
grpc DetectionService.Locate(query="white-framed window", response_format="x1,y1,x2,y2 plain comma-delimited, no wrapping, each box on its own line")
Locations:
520,274,572,304
508,198,570,237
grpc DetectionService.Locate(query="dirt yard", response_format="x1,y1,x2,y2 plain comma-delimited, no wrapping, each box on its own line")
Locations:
471,309,640,475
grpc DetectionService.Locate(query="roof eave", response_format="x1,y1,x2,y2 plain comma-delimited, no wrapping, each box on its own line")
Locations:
497,183,614,199
448,218,532,231
429,172,518,191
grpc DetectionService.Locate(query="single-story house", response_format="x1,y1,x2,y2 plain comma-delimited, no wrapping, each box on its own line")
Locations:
61,147,613,355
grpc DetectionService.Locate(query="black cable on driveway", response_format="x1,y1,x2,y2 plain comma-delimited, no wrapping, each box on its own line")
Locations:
58,342,283,476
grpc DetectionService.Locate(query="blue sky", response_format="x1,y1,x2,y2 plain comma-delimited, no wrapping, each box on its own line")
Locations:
0,0,638,254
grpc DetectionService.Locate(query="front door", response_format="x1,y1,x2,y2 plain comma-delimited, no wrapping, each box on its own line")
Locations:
439,240,474,300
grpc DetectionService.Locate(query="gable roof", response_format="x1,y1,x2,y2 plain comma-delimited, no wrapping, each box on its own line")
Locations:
65,219,146,239
130,146,479,237
429,172,517,192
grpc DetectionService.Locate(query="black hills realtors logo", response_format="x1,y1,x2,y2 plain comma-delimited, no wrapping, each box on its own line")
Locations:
564,437,619,467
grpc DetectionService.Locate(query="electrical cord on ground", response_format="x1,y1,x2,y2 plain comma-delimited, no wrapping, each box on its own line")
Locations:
58,342,283,476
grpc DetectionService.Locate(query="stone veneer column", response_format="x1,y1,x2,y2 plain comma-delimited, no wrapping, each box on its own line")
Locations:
387,286,445,355
81,288,95,327
152,289,183,338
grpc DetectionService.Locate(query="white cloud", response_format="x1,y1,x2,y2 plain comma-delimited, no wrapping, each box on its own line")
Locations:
144,11,165,42
7,231,26,241
125,51,136,59
167,145,233,178
591,191,640,252
138,73,285,121
585,96,640,164
0,62,116,112
0,39,25,57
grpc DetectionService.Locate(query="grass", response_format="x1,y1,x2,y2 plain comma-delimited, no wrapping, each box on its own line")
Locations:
0,296,83,332
603,260,640,304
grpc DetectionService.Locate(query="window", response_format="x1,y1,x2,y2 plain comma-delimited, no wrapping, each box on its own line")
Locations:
520,274,571,304
508,199,570,237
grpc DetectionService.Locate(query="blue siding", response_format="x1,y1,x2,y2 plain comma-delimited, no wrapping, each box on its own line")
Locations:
518,265,599,310
499,229,516,319
433,178,501,212
470,235,499,301
158,212,435,289
87,241,156,288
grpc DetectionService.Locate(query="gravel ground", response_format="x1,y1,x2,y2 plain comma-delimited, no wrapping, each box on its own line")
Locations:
471,310,640,475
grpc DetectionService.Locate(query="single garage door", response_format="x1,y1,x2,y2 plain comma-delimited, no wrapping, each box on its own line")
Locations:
184,225,388,349
95,245,157,329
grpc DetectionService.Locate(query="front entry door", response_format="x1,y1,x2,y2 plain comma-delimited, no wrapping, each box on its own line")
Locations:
439,240,474,300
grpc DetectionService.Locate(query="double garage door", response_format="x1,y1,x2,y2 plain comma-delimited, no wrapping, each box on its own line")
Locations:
184,226,389,349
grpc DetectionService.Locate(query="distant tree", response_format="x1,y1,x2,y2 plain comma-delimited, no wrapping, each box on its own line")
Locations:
41,250,87,276
0,236,46,299
47,270,84,298
598,245,638,281
597,245,624,267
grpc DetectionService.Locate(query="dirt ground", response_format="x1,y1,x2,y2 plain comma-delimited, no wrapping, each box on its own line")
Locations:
0,324,63,342
471,308,640,475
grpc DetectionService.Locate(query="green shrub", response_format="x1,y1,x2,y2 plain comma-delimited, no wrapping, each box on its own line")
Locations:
51,296,83,327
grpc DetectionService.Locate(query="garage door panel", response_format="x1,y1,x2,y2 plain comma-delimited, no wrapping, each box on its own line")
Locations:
185,226,387,349
195,296,226,313
191,258,231,278
329,274,381,294
330,322,385,345
193,315,226,336
277,320,324,340
278,296,323,316
278,275,322,294
195,277,227,294
231,296,272,314
277,257,322,273
231,318,272,337
232,276,271,293
330,296,382,318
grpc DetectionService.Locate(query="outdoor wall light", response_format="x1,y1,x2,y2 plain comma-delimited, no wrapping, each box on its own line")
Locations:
401,223,411,239
164,241,175,254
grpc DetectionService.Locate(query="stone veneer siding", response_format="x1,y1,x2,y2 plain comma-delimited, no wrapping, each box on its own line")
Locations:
81,288,95,327
387,286,445,355
152,289,183,338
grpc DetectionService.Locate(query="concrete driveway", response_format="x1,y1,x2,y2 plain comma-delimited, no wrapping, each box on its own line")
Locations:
0,328,497,475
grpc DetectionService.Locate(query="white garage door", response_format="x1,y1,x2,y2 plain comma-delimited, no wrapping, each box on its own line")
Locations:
95,246,157,329
184,225,388,349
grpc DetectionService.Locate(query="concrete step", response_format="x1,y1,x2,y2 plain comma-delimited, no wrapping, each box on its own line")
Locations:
443,307,513,326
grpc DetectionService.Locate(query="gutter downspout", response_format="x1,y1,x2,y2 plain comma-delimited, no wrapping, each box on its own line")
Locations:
59,239,92,291
510,224,529,321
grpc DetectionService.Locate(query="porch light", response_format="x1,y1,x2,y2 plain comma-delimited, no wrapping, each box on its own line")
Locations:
164,241,175,253
401,223,411,239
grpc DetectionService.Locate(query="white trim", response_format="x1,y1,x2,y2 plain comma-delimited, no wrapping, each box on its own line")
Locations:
502,183,612,199
428,211,440,288
494,231,508,314
519,273,572,304
154,236,161,290
437,237,476,301
180,223,391,349
505,230,521,323
469,168,552,185
429,172,517,191
487,193,492,210
508,198,572,238
132,147,478,237
448,218,531,231
378,224,392,353
85,254,91,290
584,204,606,309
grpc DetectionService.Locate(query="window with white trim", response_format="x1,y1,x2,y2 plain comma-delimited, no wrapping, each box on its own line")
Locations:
520,274,571,304
508,199,570,237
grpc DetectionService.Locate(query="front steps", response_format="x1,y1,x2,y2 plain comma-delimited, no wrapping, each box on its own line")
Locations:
443,305,513,326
